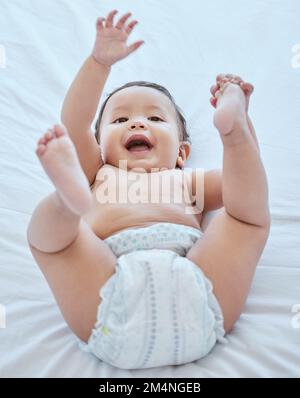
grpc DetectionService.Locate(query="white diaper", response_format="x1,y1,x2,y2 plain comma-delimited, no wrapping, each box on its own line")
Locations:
79,222,227,369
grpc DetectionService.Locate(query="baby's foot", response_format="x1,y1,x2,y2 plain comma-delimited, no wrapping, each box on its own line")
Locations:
36,124,93,215
210,74,254,142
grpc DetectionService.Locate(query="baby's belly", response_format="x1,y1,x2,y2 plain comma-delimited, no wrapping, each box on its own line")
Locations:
82,202,202,240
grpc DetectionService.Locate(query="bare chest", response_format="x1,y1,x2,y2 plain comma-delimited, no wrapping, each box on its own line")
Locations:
92,166,195,207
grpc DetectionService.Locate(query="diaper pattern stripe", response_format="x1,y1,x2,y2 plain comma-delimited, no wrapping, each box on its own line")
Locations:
140,261,157,368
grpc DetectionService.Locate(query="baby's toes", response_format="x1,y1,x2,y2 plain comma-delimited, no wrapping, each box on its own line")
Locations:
36,127,56,153
218,79,231,92
219,74,244,87
53,124,68,138
219,77,231,87
38,136,47,146
44,128,56,142
225,74,242,84
234,75,243,84
210,84,219,96
225,73,235,80
36,143,47,157
210,96,218,108
240,82,254,96
37,129,53,146
216,73,226,82
230,73,242,80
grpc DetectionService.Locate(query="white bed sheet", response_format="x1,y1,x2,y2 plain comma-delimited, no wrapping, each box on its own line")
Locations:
0,0,299,377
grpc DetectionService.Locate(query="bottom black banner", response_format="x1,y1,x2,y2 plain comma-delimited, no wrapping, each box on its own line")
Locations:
0,378,298,395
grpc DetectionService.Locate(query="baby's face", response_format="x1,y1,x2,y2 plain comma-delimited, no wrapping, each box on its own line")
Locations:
99,86,189,172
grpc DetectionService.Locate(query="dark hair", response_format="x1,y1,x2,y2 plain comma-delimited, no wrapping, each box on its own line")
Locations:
94,81,191,145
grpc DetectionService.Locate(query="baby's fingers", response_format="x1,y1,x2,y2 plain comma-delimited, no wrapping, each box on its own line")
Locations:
115,12,132,30
125,20,139,35
96,17,105,31
105,9,118,28
126,40,145,56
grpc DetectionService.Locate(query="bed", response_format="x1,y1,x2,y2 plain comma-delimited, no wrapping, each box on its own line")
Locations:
0,0,299,377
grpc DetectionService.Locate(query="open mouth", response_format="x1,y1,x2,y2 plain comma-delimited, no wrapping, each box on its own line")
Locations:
125,135,154,153
126,140,152,152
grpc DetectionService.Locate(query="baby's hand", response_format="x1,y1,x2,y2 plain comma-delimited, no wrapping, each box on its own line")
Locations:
92,9,144,68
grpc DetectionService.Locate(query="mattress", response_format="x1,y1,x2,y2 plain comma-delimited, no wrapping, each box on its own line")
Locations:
0,0,299,377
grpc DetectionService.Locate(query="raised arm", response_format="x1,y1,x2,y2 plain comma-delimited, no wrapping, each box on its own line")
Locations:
61,9,144,186
61,57,110,185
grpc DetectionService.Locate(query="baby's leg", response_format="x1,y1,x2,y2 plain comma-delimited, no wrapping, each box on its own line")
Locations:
187,79,270,333
27,125,117,341
213,81,269,226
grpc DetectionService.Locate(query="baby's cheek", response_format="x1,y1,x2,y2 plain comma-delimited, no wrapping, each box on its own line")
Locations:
106,141,125,164
158,130,177,148
100,134,113,155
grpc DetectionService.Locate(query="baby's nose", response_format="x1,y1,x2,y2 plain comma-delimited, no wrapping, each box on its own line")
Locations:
129,121,146,130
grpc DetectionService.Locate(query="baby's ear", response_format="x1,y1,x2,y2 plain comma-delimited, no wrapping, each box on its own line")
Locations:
179,142,191,161
176,142,191,169
176,156,184,169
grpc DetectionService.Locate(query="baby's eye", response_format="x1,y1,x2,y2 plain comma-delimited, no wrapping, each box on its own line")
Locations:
113,117,128,124
113,116,163,123
149,116,163,122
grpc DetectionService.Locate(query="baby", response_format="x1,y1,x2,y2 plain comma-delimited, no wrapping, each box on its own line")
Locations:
27,10,270,369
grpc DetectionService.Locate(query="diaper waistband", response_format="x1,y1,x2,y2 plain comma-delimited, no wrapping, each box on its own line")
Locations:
104,222,203,258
